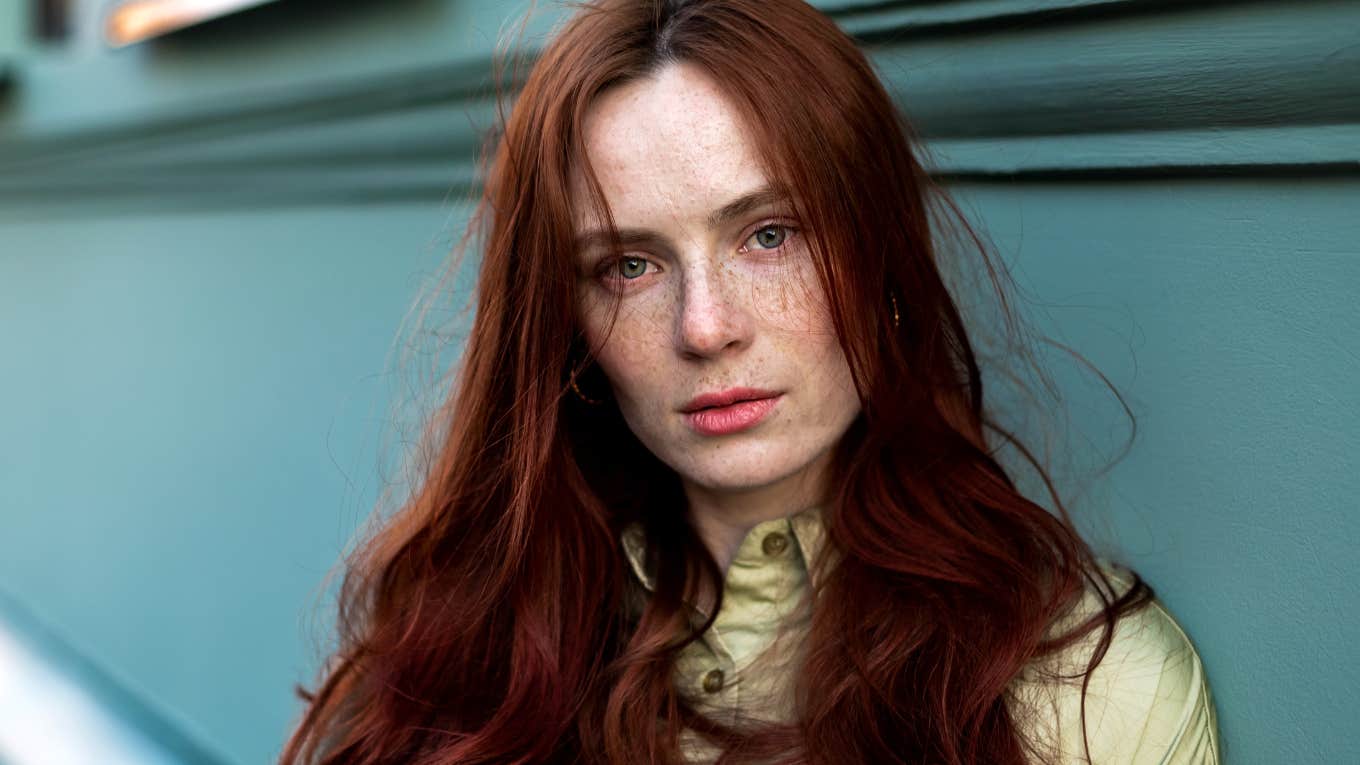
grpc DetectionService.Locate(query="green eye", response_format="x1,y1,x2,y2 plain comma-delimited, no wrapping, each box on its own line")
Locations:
617,257,647,279
750,225,789,250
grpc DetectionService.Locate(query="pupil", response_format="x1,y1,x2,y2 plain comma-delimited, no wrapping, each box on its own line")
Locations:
756,227,784,248
621,258,645,278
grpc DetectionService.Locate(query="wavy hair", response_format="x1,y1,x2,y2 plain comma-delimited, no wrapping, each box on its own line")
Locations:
280,0,1153,762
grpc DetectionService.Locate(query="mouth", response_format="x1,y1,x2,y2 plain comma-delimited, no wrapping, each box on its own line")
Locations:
680,386,782,414
679,386,784,438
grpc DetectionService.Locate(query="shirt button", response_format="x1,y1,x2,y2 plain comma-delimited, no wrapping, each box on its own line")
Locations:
761,532,789,556
701,668,725,694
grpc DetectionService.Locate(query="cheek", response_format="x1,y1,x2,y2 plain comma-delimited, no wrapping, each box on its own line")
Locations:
597,341,650,389
758,262,836,337
586,310,669,400
576,285,667,345
761,265,851,388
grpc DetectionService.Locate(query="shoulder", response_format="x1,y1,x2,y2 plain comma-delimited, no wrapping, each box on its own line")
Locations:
1010,561,1221,765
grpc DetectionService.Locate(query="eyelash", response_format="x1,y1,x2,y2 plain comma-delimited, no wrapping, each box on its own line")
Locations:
595,221,799,286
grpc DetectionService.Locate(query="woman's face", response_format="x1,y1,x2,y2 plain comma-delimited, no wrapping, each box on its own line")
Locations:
571,61,861,507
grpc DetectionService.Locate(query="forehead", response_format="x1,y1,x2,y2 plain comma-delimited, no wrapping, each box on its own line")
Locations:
573,62,769,231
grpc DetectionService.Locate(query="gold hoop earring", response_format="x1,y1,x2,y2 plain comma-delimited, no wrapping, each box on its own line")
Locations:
890,292,900,328
569,367,604,406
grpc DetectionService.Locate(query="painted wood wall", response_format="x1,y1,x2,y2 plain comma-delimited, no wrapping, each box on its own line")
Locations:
1,1,1356,762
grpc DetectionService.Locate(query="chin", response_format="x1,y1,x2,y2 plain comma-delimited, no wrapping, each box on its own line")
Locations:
675,450,808,492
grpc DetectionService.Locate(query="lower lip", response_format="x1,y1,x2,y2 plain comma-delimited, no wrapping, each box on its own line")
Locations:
683,395,781,436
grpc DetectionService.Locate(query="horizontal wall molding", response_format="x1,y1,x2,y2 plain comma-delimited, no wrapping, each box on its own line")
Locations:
930,123,1360,177
3,124,1356,218
870,1,1360,138
834,0,1207,38
0,0,1356,213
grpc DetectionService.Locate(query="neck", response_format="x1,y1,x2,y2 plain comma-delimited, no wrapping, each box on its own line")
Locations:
681,447,833,575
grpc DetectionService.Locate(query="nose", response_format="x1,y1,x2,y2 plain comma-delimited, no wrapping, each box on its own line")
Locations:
677,260,753,360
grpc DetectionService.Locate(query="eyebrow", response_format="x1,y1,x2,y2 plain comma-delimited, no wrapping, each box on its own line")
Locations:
573,184,791,252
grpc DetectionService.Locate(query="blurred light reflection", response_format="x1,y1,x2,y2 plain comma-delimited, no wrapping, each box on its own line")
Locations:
105,0,279,47
0,618,183,765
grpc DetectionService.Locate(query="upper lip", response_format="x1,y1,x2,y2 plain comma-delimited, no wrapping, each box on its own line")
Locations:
680,387,781,413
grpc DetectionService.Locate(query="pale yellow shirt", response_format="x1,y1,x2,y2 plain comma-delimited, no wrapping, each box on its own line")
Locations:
620,505,1220,764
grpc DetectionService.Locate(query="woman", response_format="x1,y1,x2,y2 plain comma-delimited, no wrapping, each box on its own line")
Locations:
281,1,1219,763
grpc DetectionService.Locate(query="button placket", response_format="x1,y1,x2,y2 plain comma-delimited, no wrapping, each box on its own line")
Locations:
701,667,725,694
761,530,789,556
680,633,736,707
623,509,829,743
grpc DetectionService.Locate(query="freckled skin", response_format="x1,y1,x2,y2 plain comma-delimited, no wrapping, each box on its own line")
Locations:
572,62,862,570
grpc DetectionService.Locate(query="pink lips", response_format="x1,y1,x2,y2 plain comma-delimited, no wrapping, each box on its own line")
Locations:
680,387,782,436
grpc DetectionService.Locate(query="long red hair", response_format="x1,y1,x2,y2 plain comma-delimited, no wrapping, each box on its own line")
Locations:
280,1,1152,762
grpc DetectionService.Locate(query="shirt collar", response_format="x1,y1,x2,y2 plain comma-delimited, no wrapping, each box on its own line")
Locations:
620,504,830,594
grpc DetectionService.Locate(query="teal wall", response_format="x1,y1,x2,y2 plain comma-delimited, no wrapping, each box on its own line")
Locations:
2,1,1357,762
955,177,1360,763
0,203,460,763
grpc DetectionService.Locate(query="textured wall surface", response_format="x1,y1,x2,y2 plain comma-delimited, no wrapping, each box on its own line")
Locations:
2,0,1357,762
953,177,1360,764
0,202,465,763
